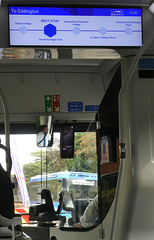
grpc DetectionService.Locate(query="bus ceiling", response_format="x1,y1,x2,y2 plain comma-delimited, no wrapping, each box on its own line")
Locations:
0,2,152,125
1,0,153,7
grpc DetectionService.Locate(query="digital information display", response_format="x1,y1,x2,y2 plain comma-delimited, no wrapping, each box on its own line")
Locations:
9,6,142,47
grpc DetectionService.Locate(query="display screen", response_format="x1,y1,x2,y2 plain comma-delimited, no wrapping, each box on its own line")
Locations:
101,136,110,164
9,6,142,47
60,125,74,159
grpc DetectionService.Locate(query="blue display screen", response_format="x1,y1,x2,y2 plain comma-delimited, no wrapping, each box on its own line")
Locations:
9,6,142,47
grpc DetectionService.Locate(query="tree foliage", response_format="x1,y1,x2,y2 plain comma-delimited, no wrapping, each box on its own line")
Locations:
23,132,97,188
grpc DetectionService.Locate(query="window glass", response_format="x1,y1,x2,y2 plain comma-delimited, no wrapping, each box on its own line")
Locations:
100,135,118,164
101,173,118,221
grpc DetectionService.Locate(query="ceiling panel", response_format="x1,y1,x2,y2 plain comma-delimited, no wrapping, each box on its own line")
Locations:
2,0,153,7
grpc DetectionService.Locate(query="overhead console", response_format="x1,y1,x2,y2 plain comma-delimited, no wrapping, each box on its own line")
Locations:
8,6,143,47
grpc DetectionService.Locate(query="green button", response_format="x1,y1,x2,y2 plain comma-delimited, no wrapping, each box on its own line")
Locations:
44,95,52,104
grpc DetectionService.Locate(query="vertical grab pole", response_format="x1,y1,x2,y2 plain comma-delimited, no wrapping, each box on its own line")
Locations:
0,87,11,174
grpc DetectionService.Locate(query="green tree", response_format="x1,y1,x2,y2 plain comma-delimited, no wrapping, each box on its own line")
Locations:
23,132,97,188
23,148,66,189
72,132,97,173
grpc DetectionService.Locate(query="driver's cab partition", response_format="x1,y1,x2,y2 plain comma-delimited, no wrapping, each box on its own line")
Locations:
96,66,121,228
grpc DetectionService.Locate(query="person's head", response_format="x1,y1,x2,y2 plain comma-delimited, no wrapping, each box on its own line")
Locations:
41,125,48,135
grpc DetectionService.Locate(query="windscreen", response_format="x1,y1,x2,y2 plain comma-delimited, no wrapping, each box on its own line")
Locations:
9,6,142,47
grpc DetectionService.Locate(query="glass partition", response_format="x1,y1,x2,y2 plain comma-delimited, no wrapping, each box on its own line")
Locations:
101,173,118,221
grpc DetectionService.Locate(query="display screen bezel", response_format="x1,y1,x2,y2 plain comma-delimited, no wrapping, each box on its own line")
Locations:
8,5,143,48
60,124,75,159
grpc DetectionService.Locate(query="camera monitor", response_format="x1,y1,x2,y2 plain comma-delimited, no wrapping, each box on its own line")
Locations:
60,125,74,159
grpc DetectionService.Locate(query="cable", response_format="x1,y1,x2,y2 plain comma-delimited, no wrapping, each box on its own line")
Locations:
87,113,96,133
41,148,43,203
46,147,47,189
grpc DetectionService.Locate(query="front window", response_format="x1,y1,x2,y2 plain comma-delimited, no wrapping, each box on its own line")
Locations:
0,129,98,229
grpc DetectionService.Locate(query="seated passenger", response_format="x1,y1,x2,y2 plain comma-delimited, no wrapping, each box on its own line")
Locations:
73,187,116,228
